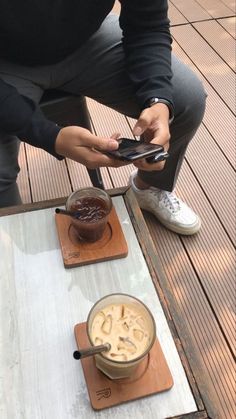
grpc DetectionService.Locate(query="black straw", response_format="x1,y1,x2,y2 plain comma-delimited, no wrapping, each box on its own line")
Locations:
55,208,80,217
73,343,111,360
73,351,82,360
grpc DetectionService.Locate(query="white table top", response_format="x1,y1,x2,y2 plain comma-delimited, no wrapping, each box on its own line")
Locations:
0,196,197,419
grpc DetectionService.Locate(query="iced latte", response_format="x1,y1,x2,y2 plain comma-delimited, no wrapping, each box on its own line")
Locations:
87,294,156,379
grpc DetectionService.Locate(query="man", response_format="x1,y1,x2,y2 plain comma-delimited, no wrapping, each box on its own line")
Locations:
0,0,206,234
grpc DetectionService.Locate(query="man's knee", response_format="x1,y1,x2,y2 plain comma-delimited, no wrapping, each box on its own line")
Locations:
187,76,206,127
176,73,207,131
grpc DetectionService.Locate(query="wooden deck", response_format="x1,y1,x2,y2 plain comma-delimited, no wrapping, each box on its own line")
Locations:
16,2,235,418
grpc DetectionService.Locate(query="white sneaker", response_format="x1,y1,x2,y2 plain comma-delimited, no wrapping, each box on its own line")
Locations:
129,171,201,235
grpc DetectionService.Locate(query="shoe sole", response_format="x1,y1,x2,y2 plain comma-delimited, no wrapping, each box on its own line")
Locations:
141,208,202,236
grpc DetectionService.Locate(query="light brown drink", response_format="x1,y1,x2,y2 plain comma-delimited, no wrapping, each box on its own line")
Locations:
87,294,156,379
91,303,152,361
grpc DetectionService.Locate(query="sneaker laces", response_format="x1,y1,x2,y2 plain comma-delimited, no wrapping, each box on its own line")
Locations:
151,189,181,214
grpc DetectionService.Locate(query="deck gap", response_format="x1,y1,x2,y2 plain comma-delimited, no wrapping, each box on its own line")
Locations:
64,159,74,192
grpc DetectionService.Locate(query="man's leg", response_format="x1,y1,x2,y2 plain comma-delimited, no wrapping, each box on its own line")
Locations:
0,135,21,207
0,66,47,207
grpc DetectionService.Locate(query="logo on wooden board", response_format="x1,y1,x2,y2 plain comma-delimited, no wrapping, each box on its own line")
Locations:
96,387,112,400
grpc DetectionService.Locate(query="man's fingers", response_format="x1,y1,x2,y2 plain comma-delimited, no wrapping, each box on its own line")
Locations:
84,132,119,151
110,132,121,140
150,128,170,150
133,109,151,136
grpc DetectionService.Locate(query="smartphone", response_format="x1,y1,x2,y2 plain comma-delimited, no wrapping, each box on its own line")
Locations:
105,138,166,162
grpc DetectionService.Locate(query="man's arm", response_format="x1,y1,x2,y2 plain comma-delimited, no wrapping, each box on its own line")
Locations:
119,0,173,171
119,0,173,110
0,78,124,168
0,78,62,157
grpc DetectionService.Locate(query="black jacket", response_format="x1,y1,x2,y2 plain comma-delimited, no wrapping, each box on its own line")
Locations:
0,0,173,156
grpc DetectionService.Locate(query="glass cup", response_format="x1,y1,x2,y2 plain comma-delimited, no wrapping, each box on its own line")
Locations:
66,187,112,242
87,293,156,379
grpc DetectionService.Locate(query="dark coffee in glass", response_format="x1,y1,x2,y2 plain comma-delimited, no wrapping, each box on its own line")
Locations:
66,188,112,242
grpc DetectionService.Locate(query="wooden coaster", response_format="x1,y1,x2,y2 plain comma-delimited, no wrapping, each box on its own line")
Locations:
55,207,128,268
74,322,174,410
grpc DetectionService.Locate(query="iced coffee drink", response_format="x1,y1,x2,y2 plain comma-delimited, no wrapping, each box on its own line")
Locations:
66,187,112,242
91,303,151,361
87,294,156,379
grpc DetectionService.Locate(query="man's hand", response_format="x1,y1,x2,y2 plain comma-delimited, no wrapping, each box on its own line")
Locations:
55,126,129,168
133,103,170,171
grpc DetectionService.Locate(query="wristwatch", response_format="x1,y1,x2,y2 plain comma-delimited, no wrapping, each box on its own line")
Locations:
148,97,174,124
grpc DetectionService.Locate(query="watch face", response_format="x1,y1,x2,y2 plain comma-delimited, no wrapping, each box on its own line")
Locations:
150,98,159,106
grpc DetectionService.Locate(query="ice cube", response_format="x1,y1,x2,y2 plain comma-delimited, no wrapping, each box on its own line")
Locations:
110,353,128,361
101,314,112,334
133,329,144,341
136,316,145,329
118,337,137,354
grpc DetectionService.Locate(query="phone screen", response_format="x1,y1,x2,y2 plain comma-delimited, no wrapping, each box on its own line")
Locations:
106,138,163,161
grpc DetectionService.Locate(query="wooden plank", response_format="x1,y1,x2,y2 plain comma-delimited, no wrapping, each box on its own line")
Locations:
193,20,235,70
168,2,188,25
171,25,235,112
25,144,72,202
217,16,236,38
144,162,235,419
169,0,211,22
219,0,236,13
172,40,235,167
17,143,32,204
194,0,233,18
186,124,235,242
177,163,235,350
